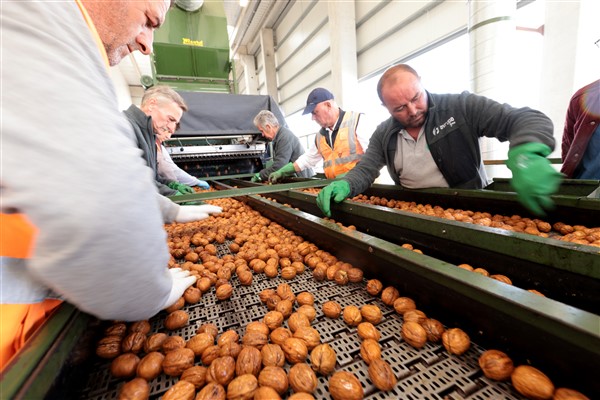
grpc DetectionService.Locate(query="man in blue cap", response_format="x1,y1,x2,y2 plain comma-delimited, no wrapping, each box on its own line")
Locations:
269,87,372,182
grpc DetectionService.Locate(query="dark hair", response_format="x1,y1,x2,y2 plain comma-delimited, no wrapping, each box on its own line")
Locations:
376,64,420,103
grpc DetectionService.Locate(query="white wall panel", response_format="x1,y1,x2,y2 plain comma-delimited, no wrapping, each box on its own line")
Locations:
357,0,467,79
278,53,331,104
277,24,330,86
355,0,385,21
279,76,334,116
275,2,327,64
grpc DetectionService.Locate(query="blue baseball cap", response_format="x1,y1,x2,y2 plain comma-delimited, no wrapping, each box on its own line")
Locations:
302,87,334,115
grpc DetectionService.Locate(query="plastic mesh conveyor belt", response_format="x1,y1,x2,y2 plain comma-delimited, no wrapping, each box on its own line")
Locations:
80,241,524,400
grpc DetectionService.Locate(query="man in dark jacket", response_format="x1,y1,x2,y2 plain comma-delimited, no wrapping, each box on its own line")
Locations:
124,86,206,196
317,64,561,216
250,110,314,182
561,79,600,179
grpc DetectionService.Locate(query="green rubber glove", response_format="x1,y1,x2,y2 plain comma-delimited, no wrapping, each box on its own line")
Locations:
250,173,262,182
269,162,296,183
316,180,351,217
506,142,562,216
168,182,194,194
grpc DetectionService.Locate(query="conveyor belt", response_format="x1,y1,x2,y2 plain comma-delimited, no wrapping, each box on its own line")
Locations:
79,240,524,400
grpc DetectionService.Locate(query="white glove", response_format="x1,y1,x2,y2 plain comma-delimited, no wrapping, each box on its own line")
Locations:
175,205,222,223
162,268,197,310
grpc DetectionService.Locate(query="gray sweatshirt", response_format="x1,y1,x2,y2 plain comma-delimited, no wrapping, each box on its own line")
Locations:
2,1,179,320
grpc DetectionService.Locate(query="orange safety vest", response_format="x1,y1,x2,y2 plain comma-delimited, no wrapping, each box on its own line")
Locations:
316,111,364,179
0,0,108,371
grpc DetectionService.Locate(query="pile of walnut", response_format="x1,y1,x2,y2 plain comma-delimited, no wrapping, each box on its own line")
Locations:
301,188,600,247
94,197,589,400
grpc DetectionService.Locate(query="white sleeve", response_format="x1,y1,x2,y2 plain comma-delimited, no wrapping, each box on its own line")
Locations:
157,146,178,182
161,145,199,186
294,136,324,172
2,1,172,321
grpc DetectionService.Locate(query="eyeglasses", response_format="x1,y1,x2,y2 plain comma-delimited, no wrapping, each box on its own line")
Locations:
595,38,600,48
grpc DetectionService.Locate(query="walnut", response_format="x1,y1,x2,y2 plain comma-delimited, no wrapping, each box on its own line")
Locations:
218,341,242,359
357,322,381,341
215,283,233,300
241,331,268,350
235,346,262,376
442,328,470,355
366,279,383,296
245,321,269,336
360,304,383,325
165,297,185,313
478,350,514,381
265,295,282,311
96,335,122,359
401,321,427,348
261,343,285,367
259,289,276,303
195,382,226,400
393,297,416,315
238,270,253,286
162,380,195,400
511,365,555,400
183,286,202,304
289,363,318,394
162,348,194,376
105,323,127,338
381,286,399,305
326,265,341,281
322,301,342,319
164,310,189,330
217,329,239,347
269,327,293,346
226,374,258,400
264,263,278,278
334,269,349,285
276,283,295,302
275,299,294,319
347,268,364,283
359,338,381,364
288,394,315,400
206,356,236,386
296,292,314,306
110,353,140,378
403,309,427,325
180,365,207,389
186,332,214,356
368,358,397,391
253,386,282,400
288,312,311,333
528,289,545,297
490,274,513,285
282,337,308,364
162,335,186,353
143,333,167,353
292,261,306,274
118,378,149,400
553,388,590,400
329,371,364,400
128,321,151,335
473,268,489,277
201,345,220,366
343,305,362,326
422,318,445,343
197,323,219,339
281,266,297,280
312,265,327,281
293,326,321,351
258,366,289,395
136,352,164,380
310,343,336,376
263,311,284,330
196,277,212,293
296,305,316,322
121,332,146,354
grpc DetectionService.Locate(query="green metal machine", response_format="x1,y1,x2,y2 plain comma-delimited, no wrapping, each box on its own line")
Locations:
150,0,232,92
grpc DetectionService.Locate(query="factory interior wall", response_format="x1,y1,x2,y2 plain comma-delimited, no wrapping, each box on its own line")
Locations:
230,0,598,183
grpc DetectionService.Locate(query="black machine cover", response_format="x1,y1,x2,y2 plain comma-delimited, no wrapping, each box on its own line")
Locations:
175,92,287,137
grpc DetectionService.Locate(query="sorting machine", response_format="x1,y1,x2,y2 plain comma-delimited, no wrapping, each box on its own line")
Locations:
3,182,599,399
162,92,287,179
